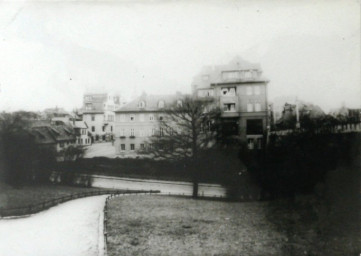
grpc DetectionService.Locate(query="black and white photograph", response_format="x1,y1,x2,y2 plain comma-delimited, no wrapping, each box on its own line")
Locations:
0,0,360,255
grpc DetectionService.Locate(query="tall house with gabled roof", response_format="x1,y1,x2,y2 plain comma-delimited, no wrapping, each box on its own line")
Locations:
192,57,269,149
114,93,184,156
81,92,121,142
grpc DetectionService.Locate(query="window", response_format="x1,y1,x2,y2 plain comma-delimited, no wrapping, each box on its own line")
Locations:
253,70,259,78
222,71,240,80
91,115,95,121
158,100,165,108
255,103,261,112
149,115,154,121
246,119,263,134
151,128,156,136
247,103,253,112
111,126,113,132
91,126,95,132
121,144,125,151
245,71,252,79
159,115,163,121
254,86,261,95
198,90,214,98
130,128,135,136
257,138,262,149
139,101,146,108
130,115,135,121
223,103,236,112
246,86,252,95
102,126,105,132
108,115,114,122
247,139,254,150
160,128,164,136
221,87,236,96
140,144,145,150
139,114,144,122
130,144,135,151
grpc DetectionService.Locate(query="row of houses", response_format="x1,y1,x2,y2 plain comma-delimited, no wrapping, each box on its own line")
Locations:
32,56,360,158
78,57,270,156
28,109,91,156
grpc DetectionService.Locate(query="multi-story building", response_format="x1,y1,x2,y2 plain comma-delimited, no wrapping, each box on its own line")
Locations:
72,121,91,146
81,93,121,142
192,57,269,149
114,93,184,156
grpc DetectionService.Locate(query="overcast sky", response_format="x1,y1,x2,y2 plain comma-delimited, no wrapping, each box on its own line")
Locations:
0,0,359,112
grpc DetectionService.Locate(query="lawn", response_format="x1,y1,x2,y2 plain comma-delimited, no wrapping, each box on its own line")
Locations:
107,194,360,256
0,183,107,210
106,195,285,256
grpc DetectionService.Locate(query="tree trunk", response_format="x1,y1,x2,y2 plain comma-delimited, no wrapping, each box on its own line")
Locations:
192,179,199,198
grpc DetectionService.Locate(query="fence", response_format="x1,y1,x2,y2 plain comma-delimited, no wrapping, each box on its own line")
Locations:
0,189,160,218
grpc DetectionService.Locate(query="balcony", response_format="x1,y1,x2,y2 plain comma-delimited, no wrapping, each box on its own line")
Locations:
129,135,136,139
119,136,126,139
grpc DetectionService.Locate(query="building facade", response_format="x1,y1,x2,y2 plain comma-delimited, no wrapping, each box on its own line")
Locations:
73,121,91,146
114,93,183,157
81,93,121,142
192,57,269,149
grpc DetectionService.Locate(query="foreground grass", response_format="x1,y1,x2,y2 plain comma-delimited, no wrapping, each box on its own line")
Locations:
0,183,106,209
107,195,285,256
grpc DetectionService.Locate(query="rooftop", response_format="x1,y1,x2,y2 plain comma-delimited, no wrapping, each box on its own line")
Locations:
115,93,185,112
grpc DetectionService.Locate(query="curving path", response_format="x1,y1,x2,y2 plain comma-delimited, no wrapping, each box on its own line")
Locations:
0,195,107,256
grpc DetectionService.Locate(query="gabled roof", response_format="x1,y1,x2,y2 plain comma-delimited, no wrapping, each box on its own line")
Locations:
115,93,185,112
73,121,88,129
30,126,57,145
30,124,75,145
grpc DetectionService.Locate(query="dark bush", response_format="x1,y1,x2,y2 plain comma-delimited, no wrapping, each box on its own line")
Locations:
247,131,358,198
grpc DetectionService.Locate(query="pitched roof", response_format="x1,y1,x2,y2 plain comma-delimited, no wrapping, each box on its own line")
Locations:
73,121,88,129
30,124,75,145
30,126,56,145
115,93,185,112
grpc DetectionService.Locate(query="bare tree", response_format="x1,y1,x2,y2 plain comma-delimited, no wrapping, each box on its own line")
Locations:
141,97,220,198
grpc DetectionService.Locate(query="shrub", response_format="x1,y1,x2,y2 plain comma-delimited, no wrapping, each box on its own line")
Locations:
247,131,357,198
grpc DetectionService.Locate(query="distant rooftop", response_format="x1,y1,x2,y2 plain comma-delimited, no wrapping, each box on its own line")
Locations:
192,56,267,91
115,93,185,112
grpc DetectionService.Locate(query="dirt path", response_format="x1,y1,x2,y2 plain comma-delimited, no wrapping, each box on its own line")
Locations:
0,195,107,256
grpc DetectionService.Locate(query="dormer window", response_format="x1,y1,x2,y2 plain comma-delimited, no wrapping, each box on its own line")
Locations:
139,101,146,108
158,100,165,108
